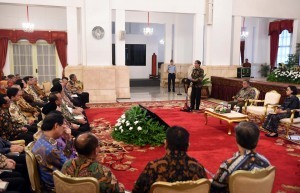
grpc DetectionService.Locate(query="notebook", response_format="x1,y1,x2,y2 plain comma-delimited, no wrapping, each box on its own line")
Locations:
0,181,8,191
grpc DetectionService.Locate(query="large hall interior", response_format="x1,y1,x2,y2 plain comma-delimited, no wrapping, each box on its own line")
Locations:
0,0,300,193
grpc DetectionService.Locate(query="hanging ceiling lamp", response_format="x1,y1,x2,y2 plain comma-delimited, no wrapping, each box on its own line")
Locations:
143,12,153,36
240,17,248,40
22,5,34,33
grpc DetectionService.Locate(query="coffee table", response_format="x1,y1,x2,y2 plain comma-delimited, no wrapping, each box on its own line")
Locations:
204,108,249,135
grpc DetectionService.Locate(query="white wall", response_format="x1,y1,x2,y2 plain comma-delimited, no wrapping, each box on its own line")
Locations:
244,17,269,65
173,14,194,63
113,34,158,79
111,0,204,14
0,4,66,31
233,0,300,19
204,0,233,65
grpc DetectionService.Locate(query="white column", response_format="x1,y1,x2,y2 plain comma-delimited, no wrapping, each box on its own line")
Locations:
291,19,299,54
66,6,79,66
231,16,242,66
85,0,112,66
193,13,205,62
115,9,125,66
164,23,172,63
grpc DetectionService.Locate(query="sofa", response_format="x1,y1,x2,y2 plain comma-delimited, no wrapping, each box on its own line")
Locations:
160,63,192,88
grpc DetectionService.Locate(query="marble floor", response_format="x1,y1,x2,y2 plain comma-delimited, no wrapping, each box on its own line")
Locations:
117,86,186,102
117,86,223,103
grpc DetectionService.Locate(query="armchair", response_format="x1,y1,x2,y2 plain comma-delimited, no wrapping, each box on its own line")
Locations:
242,87,260,113
25,142,49,193
150,179,210,193
245,90,281,123
53,170,99,193
229,166,275,193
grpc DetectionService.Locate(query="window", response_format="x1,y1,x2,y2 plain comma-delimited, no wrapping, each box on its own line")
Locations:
10,40,58,82
277,30,292,65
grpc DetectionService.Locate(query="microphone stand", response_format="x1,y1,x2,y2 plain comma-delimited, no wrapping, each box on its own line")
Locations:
177,65,182,95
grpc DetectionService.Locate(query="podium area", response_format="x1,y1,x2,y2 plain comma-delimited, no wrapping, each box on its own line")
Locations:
210,76,300,104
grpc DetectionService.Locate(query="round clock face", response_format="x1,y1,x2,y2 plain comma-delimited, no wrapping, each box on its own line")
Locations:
92,26,105,40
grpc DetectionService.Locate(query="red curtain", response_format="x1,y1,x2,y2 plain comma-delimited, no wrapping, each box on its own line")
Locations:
240,40,245,64
269,20,293,69
55,39,67,77
0,38,8,78
0,29,67,76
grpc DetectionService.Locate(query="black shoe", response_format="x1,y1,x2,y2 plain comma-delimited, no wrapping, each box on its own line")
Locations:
83,106,90,109
172,90,175,92
168,90,171,92
265,133,278,137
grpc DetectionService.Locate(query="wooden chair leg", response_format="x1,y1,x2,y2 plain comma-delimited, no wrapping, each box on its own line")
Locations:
285,123,291,139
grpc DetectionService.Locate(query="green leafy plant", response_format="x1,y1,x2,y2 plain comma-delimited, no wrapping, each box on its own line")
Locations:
259,63,270,77
111,106,166,146
202,74,211,86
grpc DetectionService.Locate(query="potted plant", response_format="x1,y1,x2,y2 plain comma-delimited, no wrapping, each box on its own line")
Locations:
259,63,270,77
201,74,211,99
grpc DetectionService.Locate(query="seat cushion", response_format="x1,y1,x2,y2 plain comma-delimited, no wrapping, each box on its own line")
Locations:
280,117,300,124
247,106,274,116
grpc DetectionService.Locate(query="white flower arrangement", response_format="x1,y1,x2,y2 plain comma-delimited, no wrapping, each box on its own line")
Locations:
111,106,166,146
268,68,300,84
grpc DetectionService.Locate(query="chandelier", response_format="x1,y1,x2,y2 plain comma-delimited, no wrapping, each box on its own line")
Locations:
240,17,248,40
22,5,34,33
143,12,153,36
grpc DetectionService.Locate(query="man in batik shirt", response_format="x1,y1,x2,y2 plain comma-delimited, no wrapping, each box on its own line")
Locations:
228,80,256,112
23,76,46,107
62,133,124,193
132,126,207,193
66,74,89,109
32,111,70,190
0,94,34,144
210,122,270,193
188,60,204,110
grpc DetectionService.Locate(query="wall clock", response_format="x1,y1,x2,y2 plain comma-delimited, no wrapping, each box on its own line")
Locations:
92,26,105,40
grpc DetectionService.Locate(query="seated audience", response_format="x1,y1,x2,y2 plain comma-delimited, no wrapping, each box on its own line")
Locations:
43,91,90,137
263,85,299,137
0,80,7,94
228,80,255,112
62,133,124,193
7,74,16,88
62,76,82,107
23,76,46,107
210,122,271,193
31,111,70,190
66,74,89,109
132,126,207,193
0,153,26,193
0,94,35,144
15,74,21,81
11,84,41,122
31,77,48,101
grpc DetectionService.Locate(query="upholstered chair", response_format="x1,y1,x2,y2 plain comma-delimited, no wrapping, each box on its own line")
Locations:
53,170,99,193
245,90,281,123
149,179,210,193
229,166,276,193
42,82,52,96
242,87,260,113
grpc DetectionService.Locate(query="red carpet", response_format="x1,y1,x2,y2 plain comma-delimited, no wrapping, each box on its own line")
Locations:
86,103,300,193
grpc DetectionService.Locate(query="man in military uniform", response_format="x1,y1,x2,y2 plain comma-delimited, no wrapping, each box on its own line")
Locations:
189,60,204,111
66,74,89,109
167,59,176,92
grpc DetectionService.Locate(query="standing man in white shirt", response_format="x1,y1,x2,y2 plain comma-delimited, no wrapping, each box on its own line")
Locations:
167,59,176,92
